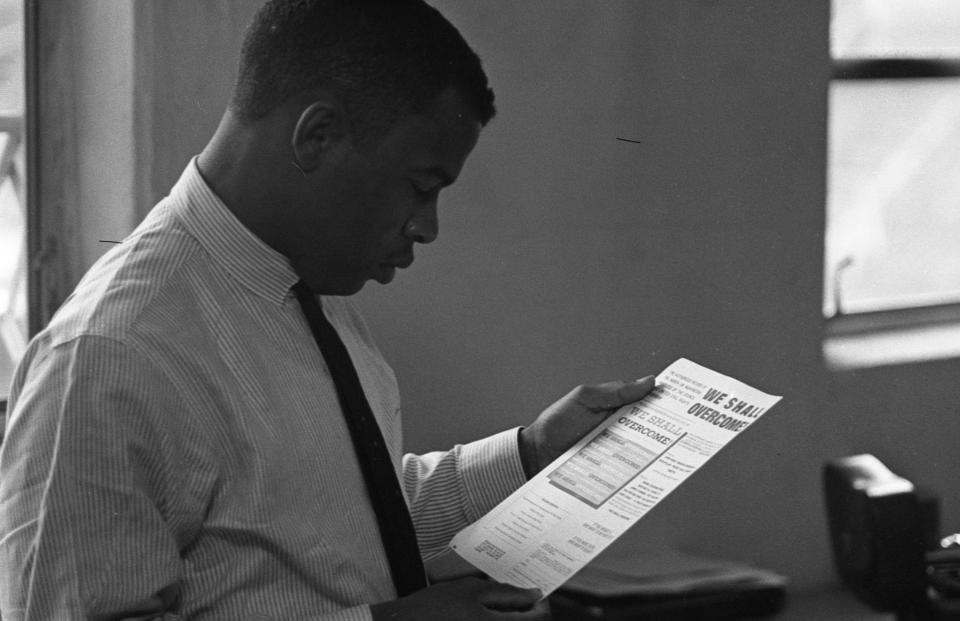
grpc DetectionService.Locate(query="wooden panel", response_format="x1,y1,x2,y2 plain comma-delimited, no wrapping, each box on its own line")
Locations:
27,0,83,332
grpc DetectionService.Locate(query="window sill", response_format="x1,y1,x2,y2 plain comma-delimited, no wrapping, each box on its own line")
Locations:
823,303,960,370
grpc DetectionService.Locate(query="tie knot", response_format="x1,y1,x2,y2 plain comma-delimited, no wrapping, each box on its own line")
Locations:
292,279,310,297
292,280,322,309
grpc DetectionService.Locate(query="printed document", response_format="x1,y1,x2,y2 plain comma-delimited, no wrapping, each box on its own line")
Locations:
450,358,782,596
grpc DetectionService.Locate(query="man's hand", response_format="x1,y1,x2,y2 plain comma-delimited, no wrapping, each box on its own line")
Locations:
519,377,656,477
369,577,548,620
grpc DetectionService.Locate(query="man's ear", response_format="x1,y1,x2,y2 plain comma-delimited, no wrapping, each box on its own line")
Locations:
291,100,350,173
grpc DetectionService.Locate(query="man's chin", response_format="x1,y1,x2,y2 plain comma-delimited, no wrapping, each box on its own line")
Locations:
373,264,397,285
319,266,396,295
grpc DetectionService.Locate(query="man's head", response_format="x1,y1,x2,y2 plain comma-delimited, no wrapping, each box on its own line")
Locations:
204,0,495,295
231,0,495,148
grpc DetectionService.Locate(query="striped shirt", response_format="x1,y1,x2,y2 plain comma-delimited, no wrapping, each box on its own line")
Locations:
0,160,527,620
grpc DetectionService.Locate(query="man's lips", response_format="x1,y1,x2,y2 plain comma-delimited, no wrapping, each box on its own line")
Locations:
386,255,414,269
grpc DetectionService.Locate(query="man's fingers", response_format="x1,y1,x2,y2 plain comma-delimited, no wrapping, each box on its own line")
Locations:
574,376,656,412
617,375,656,404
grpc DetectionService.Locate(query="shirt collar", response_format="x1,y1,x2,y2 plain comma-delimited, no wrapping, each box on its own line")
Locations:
169,157,300,305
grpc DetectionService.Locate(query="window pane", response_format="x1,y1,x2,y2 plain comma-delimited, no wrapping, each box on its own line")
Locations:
0,0,25,399
833,0,960,59
825,78,960,316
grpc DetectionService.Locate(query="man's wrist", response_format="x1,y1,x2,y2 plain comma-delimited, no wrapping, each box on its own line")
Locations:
517,427,538,479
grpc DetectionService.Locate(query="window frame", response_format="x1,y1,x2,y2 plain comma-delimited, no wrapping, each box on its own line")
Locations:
24,0,38,337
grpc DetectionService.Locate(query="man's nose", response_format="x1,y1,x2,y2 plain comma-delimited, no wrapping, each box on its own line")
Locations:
403,204,438,244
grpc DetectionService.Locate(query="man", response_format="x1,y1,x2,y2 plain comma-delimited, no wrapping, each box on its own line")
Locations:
0,1,654,619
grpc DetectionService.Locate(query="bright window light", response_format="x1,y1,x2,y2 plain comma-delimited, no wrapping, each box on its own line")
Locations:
825,78,960,316
0,0,26,399
832,0,960,59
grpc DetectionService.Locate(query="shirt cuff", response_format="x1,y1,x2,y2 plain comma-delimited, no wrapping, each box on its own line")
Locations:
458,427,527,520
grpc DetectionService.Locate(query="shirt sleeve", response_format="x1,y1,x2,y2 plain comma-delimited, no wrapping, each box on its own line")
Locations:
0,332,396,621
401,428,528,560
0,335,190,620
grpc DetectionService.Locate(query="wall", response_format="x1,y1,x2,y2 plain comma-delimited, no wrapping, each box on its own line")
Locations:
62,0,960,592
359,0,840,588
133,0,261,215
74,2,138,269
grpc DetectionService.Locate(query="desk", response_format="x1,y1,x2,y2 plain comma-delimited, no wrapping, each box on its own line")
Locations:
543,547,900,620
778,588,894,620
549,586,896,620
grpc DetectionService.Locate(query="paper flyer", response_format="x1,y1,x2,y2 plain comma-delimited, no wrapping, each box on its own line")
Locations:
449,358,782,596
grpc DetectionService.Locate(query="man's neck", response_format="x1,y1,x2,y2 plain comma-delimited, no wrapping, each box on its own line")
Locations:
196,110,295,257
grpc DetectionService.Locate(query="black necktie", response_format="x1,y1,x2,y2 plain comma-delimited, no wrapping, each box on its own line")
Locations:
292,281,427,596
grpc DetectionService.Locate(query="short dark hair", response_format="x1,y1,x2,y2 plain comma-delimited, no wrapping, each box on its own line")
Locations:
231,0,496,144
